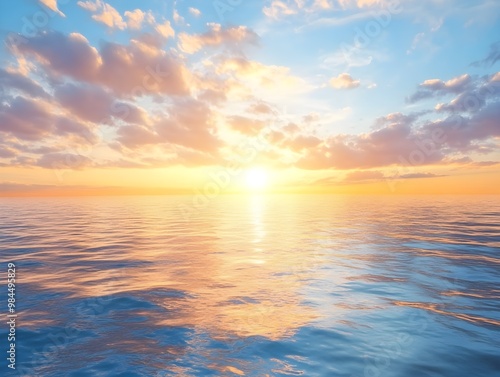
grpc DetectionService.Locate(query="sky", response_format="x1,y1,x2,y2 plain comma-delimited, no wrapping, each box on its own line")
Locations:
0,0,499,196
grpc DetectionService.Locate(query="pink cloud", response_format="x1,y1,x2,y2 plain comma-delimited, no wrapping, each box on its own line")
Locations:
228,115,267,135
78,0,126,29
14,31,190,97
116,99,222,154
179,24,258,54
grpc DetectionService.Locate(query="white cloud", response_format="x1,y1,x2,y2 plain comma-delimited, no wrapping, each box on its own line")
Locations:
189,7,201,17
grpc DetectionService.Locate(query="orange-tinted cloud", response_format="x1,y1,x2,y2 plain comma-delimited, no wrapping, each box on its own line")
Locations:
14,31,189,96
329,73,360,89
179,24,258,54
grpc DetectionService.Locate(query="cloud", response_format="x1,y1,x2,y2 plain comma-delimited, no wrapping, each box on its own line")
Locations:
263,0,339,19
228,115,267,135
13,32,101,82
329,73,360,89
2,7,498,174
296,124,434,170
14,31,189,97
431,72,500,114
0,146,18,158
263,0,399,19
263,1,300,19
396,172,444,179
314,170,444,187
155,21,175,39
39,0,65,17
78,0,126,29
295,88,500,171
424,100,500,151
0,94,98,145
79,5,156,31
189,7,202,17
0,68,48,98
282,134,322,152
116,98,222,154
408,74,472,103
0,96,57,141
339,0,394,8
178,24,259,54
173,8,184,24
124,9,154,30
36,153,94,169
54,83,114,123
247,101,275,115
214,56,307,96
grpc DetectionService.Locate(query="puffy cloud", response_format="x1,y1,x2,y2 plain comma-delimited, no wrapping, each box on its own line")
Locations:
189,7,202,17
0,68,48,98
98,39,188,96
77,0,100,12
115,125,157,149
51,82,150,126
173,8,184,24
296,92,500,170
155,99,222,153
408,74,472,103
263,1,300,19
124,9,154,30
78,0,126,29
228,116,267,135
283,123,301,134
432,72,500,114
178,24,259,54
39,0,65,17
214,56,306,95
247,101,275,115
155,21,175,39
423,101,500,151
0,96,97,144
329,73,360,89
79,4,155,31
54,83,113,123
0,96,56,141
282,134,322,152
296,122,441,170
14,31,189,97
2,7,498,174
374,112,424,128
117,99,222,154
14,32,101,82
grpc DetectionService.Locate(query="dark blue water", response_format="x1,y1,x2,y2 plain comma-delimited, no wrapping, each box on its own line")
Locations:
1,195,499,376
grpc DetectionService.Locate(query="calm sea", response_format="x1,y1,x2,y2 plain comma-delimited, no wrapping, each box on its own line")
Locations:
0,195,499,376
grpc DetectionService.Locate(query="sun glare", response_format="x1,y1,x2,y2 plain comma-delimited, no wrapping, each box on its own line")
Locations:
245,168,269,190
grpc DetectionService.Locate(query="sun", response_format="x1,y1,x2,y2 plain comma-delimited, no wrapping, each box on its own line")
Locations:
245,167,269,190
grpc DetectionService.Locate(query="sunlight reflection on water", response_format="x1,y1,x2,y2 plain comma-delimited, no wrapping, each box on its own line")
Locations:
0,195,499,376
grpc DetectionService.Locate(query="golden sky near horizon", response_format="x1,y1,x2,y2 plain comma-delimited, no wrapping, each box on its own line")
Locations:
1,0,499,195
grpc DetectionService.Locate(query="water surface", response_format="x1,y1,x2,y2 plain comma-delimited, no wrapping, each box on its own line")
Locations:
1,195,499,376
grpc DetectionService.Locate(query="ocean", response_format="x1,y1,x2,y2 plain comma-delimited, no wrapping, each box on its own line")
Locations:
1,195,499,376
